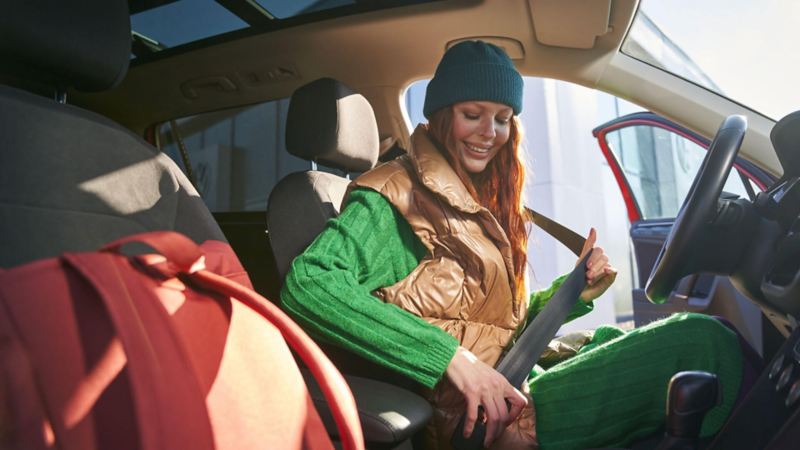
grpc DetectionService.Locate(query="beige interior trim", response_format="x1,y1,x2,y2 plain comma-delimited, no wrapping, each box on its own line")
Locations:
358,85,414,149
446,37,525,59
529,0,613,49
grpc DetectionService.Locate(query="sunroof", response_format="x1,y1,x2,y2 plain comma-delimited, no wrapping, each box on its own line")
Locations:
255,0,355,19
131,0,247,52
129,0,440,60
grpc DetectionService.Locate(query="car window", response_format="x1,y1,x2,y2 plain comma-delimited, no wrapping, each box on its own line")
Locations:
157,99,310,212
604,124,750,220
623,0,800,121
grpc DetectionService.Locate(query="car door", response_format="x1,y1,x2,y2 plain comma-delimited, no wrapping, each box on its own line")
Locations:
593,112,775,351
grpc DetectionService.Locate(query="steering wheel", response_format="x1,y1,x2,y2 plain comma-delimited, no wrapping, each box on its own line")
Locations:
645,115,748,303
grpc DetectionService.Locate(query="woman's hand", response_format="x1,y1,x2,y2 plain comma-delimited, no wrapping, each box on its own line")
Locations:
445,346,528,447
577,228,617,303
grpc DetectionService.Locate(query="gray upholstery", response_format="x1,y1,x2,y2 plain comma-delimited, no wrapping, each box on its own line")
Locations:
286,77,379,172
0,0,130,92
269,78,432,448
0,86,225,267
267,171,350,279
0,0,225,268
270,78,381,280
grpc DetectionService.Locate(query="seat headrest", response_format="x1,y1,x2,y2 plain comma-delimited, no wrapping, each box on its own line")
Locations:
0,0,131,92
286,78,379,172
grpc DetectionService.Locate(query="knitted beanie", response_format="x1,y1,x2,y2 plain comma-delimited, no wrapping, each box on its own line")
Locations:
423,40,523,118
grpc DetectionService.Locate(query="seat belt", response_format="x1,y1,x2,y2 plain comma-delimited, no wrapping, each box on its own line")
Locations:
527,207,585,257
451,209,589,450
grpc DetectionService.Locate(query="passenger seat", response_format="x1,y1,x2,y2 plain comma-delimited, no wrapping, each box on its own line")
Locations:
267,77,433,449
268,77,379,279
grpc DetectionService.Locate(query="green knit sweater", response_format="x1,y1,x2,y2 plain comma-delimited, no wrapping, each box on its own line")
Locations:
281,187,591,389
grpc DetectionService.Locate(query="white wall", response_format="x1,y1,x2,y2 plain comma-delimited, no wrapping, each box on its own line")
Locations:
521,78,633,333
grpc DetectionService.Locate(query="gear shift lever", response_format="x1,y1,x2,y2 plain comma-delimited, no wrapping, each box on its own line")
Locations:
656,371,722,450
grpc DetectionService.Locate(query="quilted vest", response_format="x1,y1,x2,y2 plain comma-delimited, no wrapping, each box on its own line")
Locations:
349,126,537,449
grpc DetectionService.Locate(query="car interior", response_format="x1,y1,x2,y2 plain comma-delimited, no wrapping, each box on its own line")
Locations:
2,0,800,448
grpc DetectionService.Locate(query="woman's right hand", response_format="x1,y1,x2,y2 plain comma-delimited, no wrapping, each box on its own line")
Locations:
445,346,528,447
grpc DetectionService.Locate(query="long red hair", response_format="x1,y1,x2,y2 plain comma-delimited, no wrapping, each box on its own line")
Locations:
424,107,530,300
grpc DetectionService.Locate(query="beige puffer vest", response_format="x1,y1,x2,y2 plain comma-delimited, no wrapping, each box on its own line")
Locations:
350,126,537,449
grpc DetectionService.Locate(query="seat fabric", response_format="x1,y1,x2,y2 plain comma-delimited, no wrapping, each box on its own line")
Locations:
0,0,225,267
0,86,224,267
267,77,380,280
268,77,433,448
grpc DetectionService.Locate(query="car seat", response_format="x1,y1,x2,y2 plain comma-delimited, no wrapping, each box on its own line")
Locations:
267,77,434,449
268,77,379,279
0,0,225,268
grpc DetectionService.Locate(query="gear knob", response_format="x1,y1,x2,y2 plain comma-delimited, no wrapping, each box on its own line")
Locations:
665,371,722,439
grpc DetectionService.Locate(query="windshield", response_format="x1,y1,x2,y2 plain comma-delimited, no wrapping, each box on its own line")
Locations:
622,0,800,121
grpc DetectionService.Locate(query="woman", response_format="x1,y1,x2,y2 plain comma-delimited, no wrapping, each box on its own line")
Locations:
282,41,746,449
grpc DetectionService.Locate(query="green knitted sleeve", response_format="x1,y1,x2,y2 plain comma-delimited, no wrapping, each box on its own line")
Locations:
281,188,459,389
527,273,594,324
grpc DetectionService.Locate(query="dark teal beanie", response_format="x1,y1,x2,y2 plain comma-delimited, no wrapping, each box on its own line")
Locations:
423,40,523,118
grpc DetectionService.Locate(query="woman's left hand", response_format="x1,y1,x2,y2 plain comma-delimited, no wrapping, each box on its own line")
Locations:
577,228,617,303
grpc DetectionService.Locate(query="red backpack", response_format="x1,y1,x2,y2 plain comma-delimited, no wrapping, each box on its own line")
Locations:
0,231,363,450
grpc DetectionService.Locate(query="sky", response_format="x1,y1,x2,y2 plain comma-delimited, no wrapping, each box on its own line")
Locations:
639,0,800,121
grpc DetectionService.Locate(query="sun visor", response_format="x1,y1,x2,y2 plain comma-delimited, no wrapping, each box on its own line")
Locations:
529,0,612,49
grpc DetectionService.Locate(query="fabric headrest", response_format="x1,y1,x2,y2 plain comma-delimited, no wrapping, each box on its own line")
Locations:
0,0,131,92
286,78,379,172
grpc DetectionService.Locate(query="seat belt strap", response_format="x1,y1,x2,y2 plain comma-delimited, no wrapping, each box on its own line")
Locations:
451,212,590,450
527,207,585,257
451,252,591,450
496,252,591,387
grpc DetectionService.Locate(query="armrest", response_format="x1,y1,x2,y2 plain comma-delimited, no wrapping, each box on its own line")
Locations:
302,369,432,447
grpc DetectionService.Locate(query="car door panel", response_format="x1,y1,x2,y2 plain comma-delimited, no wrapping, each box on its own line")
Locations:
630,219,717,324
630,219,671,284
594,112,773,352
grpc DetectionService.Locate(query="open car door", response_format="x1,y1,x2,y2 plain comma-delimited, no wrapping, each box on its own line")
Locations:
593,112,775,352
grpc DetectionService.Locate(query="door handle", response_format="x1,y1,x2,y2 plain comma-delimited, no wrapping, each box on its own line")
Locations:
667,274,715,311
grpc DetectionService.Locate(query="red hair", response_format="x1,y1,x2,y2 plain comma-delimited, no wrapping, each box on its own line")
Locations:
424,108,529,301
